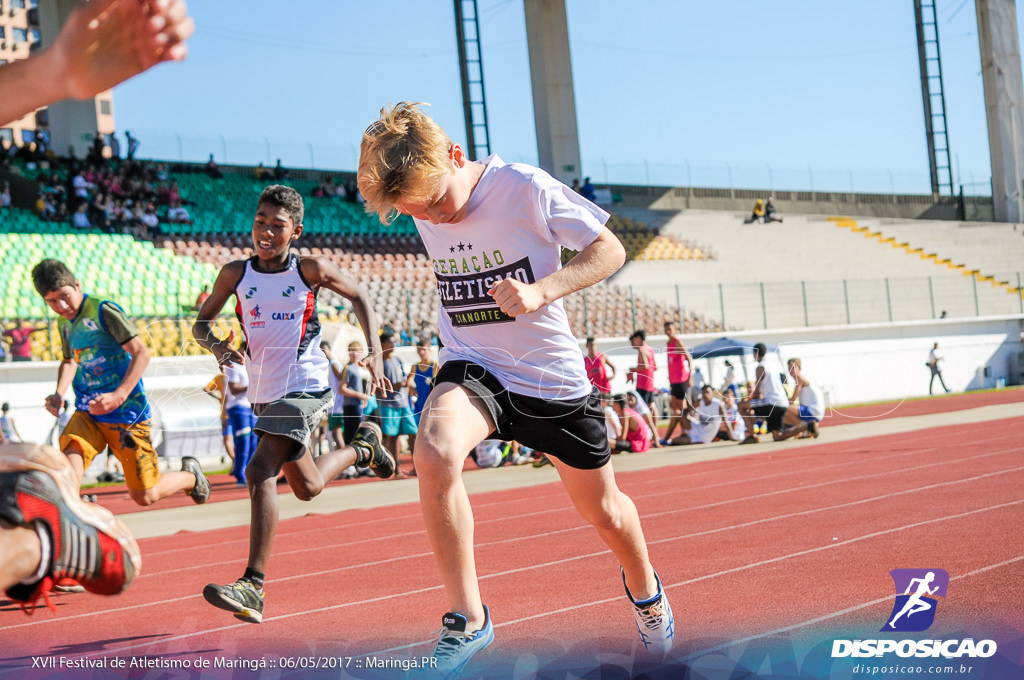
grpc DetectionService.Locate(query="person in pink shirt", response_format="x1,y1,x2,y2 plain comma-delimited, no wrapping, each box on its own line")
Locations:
585,337,616,397
662,321,693,442
627,329,657,406
610,394,651,453
2,319,47,362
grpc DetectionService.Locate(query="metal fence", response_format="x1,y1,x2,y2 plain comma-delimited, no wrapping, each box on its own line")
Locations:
582,273,1024,334
124,129,992,197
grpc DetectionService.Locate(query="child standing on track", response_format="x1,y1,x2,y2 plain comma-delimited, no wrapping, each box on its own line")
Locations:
358,102,674,674
31,259,209,509
193,185,395,624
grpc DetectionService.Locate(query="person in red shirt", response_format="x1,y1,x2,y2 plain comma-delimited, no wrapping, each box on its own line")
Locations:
2,319,47,362
627,329,657,405
626,329,662,447
584,337,616,397
662,321,692,442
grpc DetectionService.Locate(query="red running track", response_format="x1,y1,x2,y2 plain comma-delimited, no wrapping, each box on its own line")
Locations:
1,393,1022,678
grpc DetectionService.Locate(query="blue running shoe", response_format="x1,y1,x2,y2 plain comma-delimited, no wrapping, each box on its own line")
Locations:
427,606,494,678
623,568,675,655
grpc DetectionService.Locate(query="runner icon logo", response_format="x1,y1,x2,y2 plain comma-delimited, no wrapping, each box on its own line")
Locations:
882,568,949,632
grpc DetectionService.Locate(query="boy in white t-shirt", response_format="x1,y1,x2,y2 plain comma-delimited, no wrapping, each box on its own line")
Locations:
358,102,674,673
665,385,733,445
775,358,824,441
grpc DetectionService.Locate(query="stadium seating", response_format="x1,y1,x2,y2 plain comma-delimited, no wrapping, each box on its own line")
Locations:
1,161,720,361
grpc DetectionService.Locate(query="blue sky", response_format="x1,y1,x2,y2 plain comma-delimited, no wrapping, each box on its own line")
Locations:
112,0,1008,195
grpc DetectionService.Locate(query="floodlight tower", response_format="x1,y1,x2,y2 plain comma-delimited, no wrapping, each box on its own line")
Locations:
914,0,955,197
454,0,492,161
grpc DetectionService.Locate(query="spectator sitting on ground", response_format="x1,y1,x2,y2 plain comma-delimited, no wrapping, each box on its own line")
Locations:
722,388,745,442
1,181,10,208
774,358,823,441
738,342,789,444
664,385,733,446
764,197,783,223
625,390,660,447
610,394,652,453
749,198,765,224
255,162,270,180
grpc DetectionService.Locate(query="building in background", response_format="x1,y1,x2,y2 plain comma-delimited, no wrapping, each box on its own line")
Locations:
1,0,115,157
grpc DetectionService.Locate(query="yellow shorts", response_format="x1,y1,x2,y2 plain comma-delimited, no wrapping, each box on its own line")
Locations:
59,411,160,491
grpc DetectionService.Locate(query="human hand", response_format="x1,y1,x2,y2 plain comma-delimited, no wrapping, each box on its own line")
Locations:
212,329,244,367
488,278,546,317
88,391,124,415
365,354,392,397
51,0,195,100
44,393,63,416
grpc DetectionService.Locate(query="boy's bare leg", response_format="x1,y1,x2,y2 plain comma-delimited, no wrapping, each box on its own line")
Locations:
63,443,86,485
0,524,42,592
415,383,494,631
129,470,195,506
282,445,358,499
774,422,809,441
245,434,302,573
550,458,660,601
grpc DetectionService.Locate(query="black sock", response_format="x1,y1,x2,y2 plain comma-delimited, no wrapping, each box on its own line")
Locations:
243,568,265,589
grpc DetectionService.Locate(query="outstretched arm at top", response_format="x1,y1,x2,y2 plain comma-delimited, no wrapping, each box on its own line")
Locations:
489,226,625,317
0,0,194,126
300,257,388,394
193,261,245,366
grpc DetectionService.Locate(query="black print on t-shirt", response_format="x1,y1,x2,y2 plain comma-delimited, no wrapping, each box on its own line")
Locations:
435,256,536,327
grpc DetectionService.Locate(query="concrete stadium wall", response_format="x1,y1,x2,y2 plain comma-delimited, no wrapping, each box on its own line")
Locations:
591,314,1024,407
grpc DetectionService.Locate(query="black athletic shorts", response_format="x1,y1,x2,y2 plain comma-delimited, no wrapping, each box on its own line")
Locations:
435,361,611,470
750,402,787,433
635,388,655,405
669,382,688,401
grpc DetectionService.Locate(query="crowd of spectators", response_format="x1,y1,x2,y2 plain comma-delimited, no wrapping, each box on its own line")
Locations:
311,175,362,203
28,141,194,238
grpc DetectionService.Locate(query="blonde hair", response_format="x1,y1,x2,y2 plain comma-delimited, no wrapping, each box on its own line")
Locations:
788,358,802,370
358,102,453,225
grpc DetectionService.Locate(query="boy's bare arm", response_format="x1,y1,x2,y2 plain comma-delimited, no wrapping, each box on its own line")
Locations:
193,261,245,365
300,257,387,392
45,359,78,415
790,376,804,403
751,366,765,400
0,0,193,127
87,336,150,415
490,226,625,317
